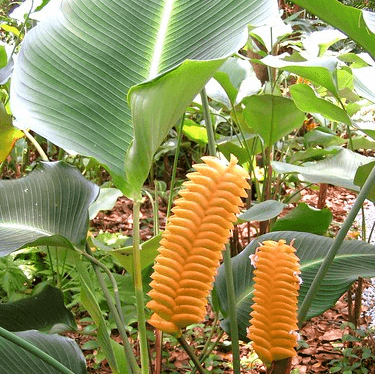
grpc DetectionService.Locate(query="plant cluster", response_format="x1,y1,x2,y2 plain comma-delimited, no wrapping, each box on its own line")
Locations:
1,0,375,374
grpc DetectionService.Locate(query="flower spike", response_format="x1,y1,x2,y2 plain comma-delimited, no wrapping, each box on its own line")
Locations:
248,240,301,367
147,155,249,334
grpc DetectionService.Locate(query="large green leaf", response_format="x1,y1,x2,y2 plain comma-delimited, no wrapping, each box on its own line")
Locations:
290,0,375,60
0,285,75,333
242,95,304,148
270,203,332,235
272,148,374,191
214,231,375,341
10,0,278,197
290,83,351,126
0,162,99,256
259,54,339,97
0,330,86,374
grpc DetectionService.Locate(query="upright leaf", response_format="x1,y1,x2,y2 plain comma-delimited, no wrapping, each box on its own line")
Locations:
0,162,99,256
242,95,304,147
11,0,279,197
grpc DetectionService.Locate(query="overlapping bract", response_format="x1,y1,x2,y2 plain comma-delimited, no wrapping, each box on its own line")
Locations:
248,240,301,366
147,156,249,334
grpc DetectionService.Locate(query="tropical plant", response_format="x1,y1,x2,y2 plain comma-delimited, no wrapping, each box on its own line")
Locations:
1,0,375,373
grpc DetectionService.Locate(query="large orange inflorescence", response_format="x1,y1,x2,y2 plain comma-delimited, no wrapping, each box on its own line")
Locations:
147,155,249,334
248,240,301,367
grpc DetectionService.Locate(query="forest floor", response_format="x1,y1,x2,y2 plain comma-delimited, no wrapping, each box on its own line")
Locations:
81,185,375,373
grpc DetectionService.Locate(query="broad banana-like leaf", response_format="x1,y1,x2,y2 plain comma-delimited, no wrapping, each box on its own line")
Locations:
290,0,375,60
0,329,86,374
0,285,75,333
10,0,278,198
214,231,375,341
272,148,374,191
0,161,99,256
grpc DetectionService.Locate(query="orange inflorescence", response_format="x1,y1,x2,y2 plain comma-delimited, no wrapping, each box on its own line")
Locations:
248,240,301,367
147,155,249,334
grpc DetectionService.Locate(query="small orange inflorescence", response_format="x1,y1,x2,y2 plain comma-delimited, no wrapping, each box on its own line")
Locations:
147,155,249,335
248,240,301,367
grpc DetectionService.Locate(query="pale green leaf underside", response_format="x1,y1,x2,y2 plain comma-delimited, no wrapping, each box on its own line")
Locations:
0,162,99,256
215,231,375,341
272,148,374,191
11,0,278,195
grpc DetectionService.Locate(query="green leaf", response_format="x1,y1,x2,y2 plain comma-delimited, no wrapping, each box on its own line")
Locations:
89,188,122,220
351,135,375,151
74,255,122,374
288,146,341,164
302,29,347,57
242,95,304,147
271,203,332,235
110,234,161,276
210,56,261,107
354,161,375,203
217,133,261,165
0,330,86,374
290,84,351,126
214,231,375,341
0,285,75,332
11,0,278,197
182,119,208,146
290,0,375,61
304,128,346,148
238,200,285,222
272,148,374,191
0,162,99,256
259,54,339,96
353,66,375,104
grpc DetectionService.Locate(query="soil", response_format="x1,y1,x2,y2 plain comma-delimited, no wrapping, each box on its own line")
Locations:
81,184,375,373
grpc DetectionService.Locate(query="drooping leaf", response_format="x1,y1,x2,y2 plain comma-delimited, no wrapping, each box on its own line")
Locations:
10,0,278,197
0,329,86,374
0,161,99,256
0,285,75,333
354,161,375,203
290,84,351,126
288,146,341,164
303,128,346,148
259,54,339,97
290,0,375,60
272,148,374,191
353,66,375,104
89,188,122,220
242,95,304,148
110,234,161,276
209,56,261,107
238,200,285,223
214,231,375,341
271,203,332,235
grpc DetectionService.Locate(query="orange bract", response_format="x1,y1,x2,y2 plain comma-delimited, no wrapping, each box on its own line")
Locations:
248,240,301,367
147,155,249,334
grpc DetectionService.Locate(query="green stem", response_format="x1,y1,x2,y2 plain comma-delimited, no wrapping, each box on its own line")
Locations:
177,336,206,374
77,245,140,374
298,164,375,325
167,115,185,218
223,244,241,374
200,87,216,156
23,129,49,161
201,87,241,374
133,200,150,374
0,326,75,374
